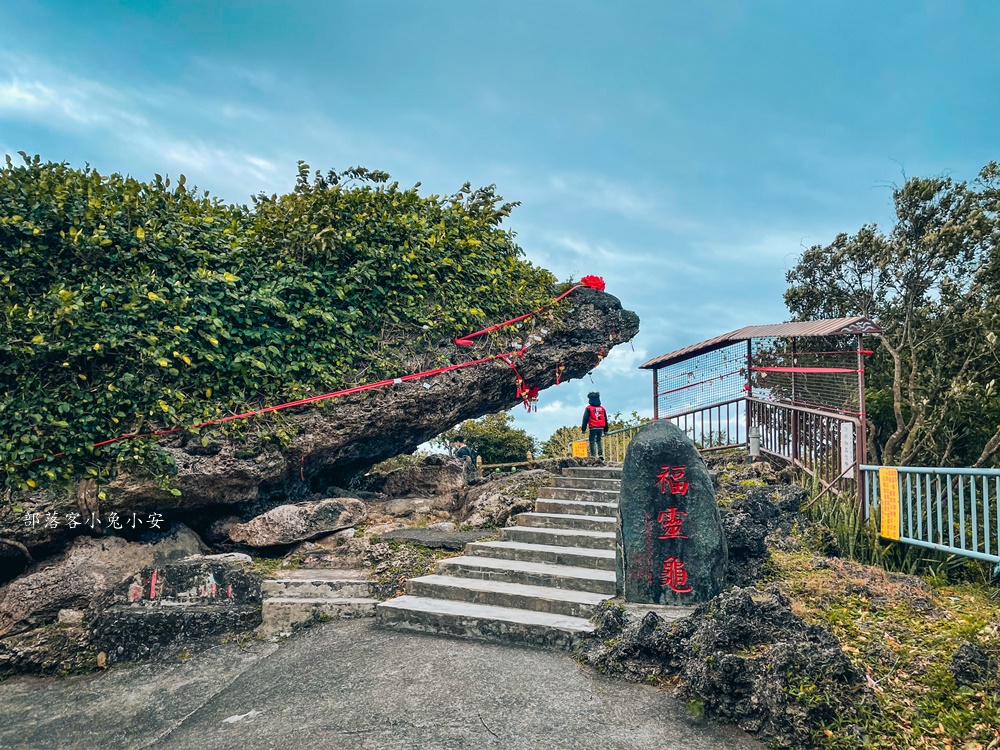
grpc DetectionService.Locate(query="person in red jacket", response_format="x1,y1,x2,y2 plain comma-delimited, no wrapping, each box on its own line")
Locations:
581,391,608,459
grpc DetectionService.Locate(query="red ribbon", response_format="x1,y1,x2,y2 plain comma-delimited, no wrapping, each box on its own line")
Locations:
31,275,608,465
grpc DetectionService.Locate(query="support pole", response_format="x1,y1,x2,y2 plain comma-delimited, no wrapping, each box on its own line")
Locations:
791,337,799,464
652,369,659,420
745,340,753,447
856,334,868,520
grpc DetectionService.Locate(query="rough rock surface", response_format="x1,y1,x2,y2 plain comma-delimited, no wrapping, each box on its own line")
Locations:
383,496,453,517
459,469,553,528
227,498,367,547
92,604,261,666
0,624,97,678
0,525,206,637
581,587,873,749
951,641,992,687
361,455,467,498
721,484,812,587
8,288,638,550
618,420,727,604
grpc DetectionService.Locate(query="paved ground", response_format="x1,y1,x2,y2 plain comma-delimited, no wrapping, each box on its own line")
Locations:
0,619,762,750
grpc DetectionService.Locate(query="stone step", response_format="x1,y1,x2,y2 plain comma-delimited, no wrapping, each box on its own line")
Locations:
436,555,616,595
465,540,616,570
563,466,623,480
407,574,610,619
260,597,378,636
261,571,374,599
543,486,621,502
502,525,616,550
92,604,262,664
376,596,594,650
552,476,622,491
534,498,618,517
517,512,617,533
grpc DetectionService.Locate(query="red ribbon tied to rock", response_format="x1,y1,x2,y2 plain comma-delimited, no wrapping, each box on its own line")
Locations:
31,275,608,465
453,275,606,347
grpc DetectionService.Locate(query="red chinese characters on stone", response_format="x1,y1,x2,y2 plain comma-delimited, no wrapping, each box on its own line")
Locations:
660,556,693,593
657,507,688,539
654,465,689,496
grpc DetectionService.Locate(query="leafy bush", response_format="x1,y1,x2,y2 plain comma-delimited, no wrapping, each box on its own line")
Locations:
1,155,556,491
540,425,581,457
436,411,537,464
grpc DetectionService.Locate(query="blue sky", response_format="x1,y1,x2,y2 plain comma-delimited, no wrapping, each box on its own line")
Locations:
2,1,998,443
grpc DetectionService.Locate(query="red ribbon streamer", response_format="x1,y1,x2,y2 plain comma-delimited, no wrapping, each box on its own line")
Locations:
31,277,607,465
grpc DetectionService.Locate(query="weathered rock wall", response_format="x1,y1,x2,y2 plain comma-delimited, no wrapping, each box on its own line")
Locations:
4,287,638,554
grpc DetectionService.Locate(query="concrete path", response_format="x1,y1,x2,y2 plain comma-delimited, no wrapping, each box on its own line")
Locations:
0,620,762,750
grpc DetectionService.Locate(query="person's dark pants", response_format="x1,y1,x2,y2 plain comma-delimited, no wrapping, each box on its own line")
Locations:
588,428,605,458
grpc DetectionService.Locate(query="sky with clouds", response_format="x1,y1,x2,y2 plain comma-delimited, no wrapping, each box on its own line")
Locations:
2,1,999,444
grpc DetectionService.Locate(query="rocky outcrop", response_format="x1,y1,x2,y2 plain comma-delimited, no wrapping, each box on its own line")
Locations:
227,498,367,547
950,642,992,687
721,483,812,586
361,455,468,499
0,623,97,678
0,525,206,637
92,554,263,665
459,469,552,528
582,588,875,749
5,288,637,553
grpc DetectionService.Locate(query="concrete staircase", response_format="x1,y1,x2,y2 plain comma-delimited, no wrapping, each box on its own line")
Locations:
260,569,378,636
376,465,621,649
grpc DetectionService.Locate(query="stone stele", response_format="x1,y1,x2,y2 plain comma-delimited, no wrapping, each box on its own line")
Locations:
616,420,727,605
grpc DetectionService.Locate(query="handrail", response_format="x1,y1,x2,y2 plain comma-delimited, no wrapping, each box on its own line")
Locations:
661,397,745,422
860,464,1000,477
748,396,861,423
861,464,1000,563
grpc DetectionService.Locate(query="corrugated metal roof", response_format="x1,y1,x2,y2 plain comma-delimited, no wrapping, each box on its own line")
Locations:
640,317,883,370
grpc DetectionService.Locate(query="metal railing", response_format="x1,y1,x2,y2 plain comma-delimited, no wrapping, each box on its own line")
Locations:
662,397,747,452
601,424,645,463
862,465,1000,563
750,399,862,501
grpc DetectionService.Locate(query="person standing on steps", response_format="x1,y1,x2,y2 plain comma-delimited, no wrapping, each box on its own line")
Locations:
452,436,475,461
452,435,478,481
581,391,608,460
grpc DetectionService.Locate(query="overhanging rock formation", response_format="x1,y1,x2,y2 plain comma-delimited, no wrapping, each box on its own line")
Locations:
3,287,638,551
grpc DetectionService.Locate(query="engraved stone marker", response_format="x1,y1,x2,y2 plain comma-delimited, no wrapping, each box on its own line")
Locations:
616,420,727,604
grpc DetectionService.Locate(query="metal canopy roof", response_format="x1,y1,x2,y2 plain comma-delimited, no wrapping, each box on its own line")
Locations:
640,317,883,370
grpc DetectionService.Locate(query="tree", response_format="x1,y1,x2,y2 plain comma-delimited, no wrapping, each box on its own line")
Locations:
540,426,580,457
784,163,1000,466
540,411,650,458
435,412,537,464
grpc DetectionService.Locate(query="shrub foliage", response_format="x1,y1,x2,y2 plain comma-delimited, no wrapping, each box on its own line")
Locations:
1,155,556,491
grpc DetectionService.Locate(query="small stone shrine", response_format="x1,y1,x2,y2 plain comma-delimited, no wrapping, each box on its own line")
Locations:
617,420,727,605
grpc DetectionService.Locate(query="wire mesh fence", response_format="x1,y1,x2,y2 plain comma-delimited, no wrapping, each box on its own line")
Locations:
750,336,862,414
656,337,862,418
656,343,747,418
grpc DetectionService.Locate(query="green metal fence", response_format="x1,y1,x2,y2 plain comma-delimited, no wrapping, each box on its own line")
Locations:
601,425,644,463
862,464,1000,563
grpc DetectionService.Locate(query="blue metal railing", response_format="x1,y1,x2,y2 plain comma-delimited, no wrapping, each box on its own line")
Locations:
861,464,1000,563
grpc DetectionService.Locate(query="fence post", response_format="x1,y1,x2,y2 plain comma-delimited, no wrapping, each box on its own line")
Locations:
856,334,867,520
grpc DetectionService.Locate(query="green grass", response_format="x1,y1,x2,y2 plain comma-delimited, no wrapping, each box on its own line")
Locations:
774,549,1000,750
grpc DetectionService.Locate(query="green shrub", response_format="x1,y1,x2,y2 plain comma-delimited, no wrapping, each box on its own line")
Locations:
1,155,556,491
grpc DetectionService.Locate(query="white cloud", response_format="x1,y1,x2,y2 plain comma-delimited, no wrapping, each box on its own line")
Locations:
597,343,648,379
0,51,287,197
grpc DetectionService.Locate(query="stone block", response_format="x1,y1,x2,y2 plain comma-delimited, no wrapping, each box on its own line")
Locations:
617,420,727,605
